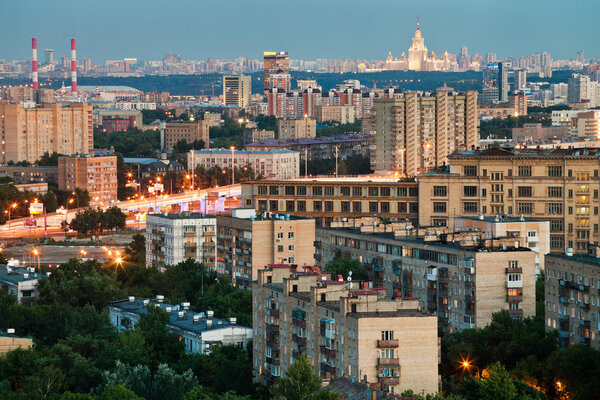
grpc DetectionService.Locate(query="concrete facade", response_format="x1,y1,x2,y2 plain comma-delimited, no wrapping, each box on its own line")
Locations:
252,264,440,395
314,105,355,124
223,75,252,108
58,155,118,206
278,117,317,140
163,121,210,151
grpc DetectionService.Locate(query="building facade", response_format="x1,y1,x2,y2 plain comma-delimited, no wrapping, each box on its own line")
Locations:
314,105,355,124
512,123,571,142
58,155,118,206
263,52,289,96
417,147,600,254
252,264,440,395
0,166,58,184
0,265,39,305
315,219,537,333
163,121,210,151
223,75,252,107
278,117,317,140
216,208,316,288
0,103,93,163
187,149,300,180
241,177,419,228
544,251,600,349
145,213,216,271
373,90,478,176
108,297,252,354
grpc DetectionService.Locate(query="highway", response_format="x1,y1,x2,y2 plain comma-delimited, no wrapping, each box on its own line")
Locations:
0,184,241,239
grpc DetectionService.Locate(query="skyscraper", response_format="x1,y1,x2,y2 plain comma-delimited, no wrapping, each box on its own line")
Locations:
408,18,428,71
568,73,591,104
480,63,508,104
222,74,251,107
263,51,289,96
44,49,54,65
498,62,509,102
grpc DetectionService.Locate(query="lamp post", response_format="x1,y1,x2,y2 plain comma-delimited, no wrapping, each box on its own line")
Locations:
461,360,480,378
31,248,40,269
7,202,17,224
335,146,339,177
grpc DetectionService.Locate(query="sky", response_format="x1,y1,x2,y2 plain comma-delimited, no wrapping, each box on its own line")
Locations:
2,0,598,63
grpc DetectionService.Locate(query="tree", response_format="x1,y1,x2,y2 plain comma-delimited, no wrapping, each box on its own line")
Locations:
42,190,59,213
37,152,64,166
325,257,368,281
125,234,146,265
102,206,127,232
99,385,144,400
271,355,338,400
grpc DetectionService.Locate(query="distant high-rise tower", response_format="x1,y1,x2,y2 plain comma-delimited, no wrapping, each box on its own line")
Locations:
577,50,585,63
515,70,527,91
44,49,54,65
498,62,509,102
485,53,497,64
408,17,428,71
568,73,591,104
480,63,508,104
263,51,289,96
223,74,252,107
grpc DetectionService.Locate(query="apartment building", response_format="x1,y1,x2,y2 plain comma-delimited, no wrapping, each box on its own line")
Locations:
373,90,478,176
0,330,33,355
240,177,419,228
544,249,600,349
512,123,570,142
163,120,210,151
0,165,58,184
58,154,118,206
0,265,40,305
145,213,216,271
263,52,289,96
252,264,439,395
223,75,252,107
216,209,316,288
417,147,600,254
0,103,93,163
315,218,536,333
314,105,355,124
187,149,300,180
278,117,317,140
108,297,252,354
243,129,275,144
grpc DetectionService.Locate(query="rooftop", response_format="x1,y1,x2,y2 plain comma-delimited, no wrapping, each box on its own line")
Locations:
0,265,41,285
147,212,215,221
109,298,248,334
457,215,543,223
546,252,600,266
76,85,141,92
245,175,415,184
190,149,298,155
247,134,371,147
449,147,600,159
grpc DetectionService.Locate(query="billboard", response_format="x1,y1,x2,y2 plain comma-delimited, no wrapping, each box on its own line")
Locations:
29,203,44,215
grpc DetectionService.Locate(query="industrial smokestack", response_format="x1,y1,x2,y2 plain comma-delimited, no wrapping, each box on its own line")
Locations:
70,38,77,92
32,38,38,90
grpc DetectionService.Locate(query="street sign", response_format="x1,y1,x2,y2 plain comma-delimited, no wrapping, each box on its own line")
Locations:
29,203,43,215
56,207,67,215
24,219,37,227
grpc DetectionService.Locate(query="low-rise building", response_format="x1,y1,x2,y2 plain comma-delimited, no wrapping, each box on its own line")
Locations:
0,265,40,305
0,330,33,355
14,182,48,195
512,123,571,142
216,209,316,288
188,149,300,180
58,154,118,206
95,109,142,130
241,177,419,228
544,249,600,349
0,166,58,185
108,297,252,355
314,105,355,124
163,121,210,151
252,264,439,395
145,213,216,271
244,129,276,144
315,217,537,333
278,117,317,140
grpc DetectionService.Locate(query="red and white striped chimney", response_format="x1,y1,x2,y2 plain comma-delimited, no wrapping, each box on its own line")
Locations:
70,38,77,92
31,37,38,90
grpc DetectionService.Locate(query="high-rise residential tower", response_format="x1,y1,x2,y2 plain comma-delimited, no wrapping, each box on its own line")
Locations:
223,74,252,107
263,52,289,96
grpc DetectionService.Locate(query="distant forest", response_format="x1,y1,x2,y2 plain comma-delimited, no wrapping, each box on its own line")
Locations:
1,69,576,96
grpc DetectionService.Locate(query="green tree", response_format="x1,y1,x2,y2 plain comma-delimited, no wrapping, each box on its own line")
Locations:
325,257,368,281
271,355,338,400
125,234,146,265
102,206,127,232
37,152,64,166
42,190,59,213
99,385,144,400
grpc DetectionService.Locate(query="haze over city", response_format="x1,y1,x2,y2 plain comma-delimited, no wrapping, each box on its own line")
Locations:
2,0,599,61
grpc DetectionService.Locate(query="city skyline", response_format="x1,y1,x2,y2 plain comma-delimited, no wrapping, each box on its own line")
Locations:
2,0,598,63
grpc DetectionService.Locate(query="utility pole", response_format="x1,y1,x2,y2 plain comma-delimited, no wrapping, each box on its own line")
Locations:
305,148,308,176
335,146,339,177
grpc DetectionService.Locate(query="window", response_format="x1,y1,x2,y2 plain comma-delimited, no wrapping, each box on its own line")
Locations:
324,186,334,196
463,202,478,213
518,166,532,177
277,245,284,252
352,187,362,196
324,201,334,212
548,187,562,197
340,186,350,196
258,200,267,210
341,201,350,212
464,166,477,176
369,202,378,212
463,186,478,197
286,201,295,212
508,189,513,197
277,232,284,239
296,186,307,196
368,187,379,197
409,187,419,197
297,201,306,211
381,330,394,340
548,165,562,177
258,185,268,195
312,186,323,196
397,202,407,213
285,186,295,196
313,201,322,212
491,172,504,180
576,172,590,181
433,202,447,213
269,200,278,211
518,202,533,214
550,236,564,249
482,189,487,197
433,186,447,197
397,187,407,197
518,186,532,197
269,186,279,195
380,202,390,213
288,232,294,239
352,202,362,213
380,187,391,197
409,202,419,213
288,245,294,252
548,203,563,214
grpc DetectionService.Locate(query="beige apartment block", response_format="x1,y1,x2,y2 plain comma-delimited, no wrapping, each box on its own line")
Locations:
58,154,118,206
314,105,355,124
278,117,317,140
223,75,252,107
544,250,600,349
216,209,315,288
163,120,210,151
417,147,600,254
0,103,93,164
252,264,440,396
0,333,33,356
315,219,537,333
373,90,478,176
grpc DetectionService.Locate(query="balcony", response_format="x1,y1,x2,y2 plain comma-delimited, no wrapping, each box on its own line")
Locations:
378,376,400,386
505,267,523,274
559,296,570,305
578,302,590,311
266,308,280,318
320,363,336,375
506,279,523,289
377,339,399,348
266,340,280,350
507,295,523,303
320,346,336,358
292,318,306,328
292,334,307,345
265,356,280,366
265,323,279,333
579,336,591,346
559,330,570,339
377,358,400,367
507,309,523,317
184,231,196,237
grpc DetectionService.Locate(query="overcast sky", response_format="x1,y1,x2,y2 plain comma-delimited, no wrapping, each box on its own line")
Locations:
2,0,597,63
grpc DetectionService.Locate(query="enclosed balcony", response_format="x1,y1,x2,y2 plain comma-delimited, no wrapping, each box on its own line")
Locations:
377,339,399,348
377,358,400,367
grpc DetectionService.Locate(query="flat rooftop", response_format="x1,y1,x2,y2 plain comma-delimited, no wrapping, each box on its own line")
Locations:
546,252,600,266
0,266,40,285
246,175,415,183
458,215,544,223
190,149,297,155
147,212,214,221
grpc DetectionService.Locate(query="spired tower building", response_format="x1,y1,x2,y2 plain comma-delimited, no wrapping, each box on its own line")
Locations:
408,18,428,71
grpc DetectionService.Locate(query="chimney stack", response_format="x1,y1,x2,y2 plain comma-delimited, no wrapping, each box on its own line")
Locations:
31,38,38,90
70,39,77,92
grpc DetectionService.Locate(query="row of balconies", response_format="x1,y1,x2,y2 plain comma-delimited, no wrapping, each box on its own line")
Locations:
292,334,307,345
320,345,336,358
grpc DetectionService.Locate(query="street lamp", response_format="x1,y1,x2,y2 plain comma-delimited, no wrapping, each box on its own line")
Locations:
31,248,40,269
461,360,480,378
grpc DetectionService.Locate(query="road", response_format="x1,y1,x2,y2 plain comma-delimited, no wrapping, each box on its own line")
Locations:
3,244,126,267
0,184,241,239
